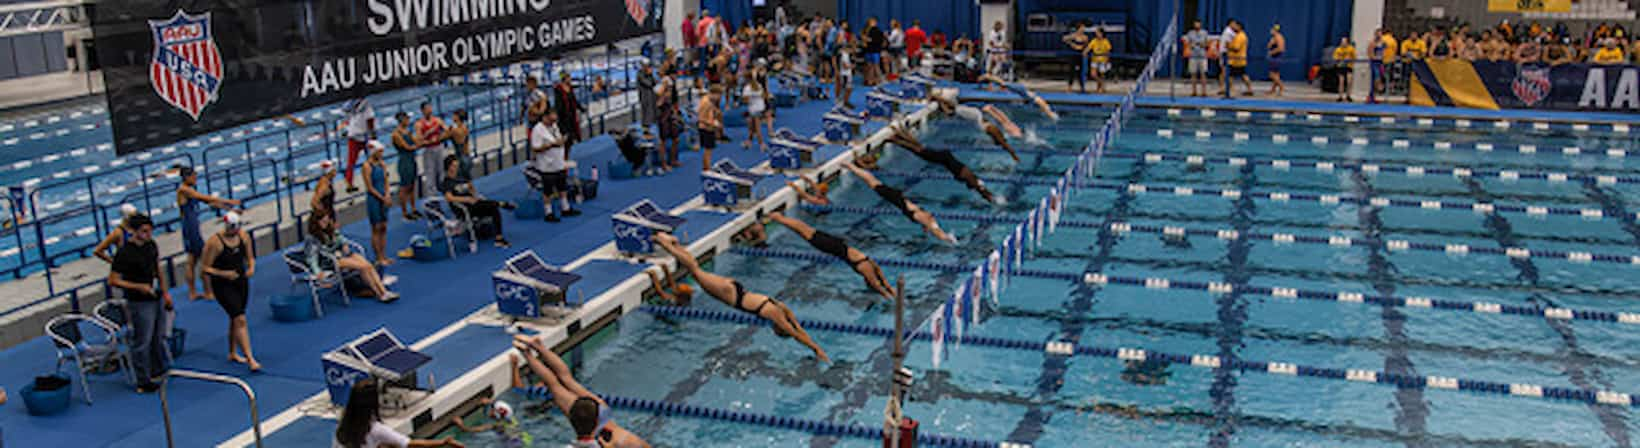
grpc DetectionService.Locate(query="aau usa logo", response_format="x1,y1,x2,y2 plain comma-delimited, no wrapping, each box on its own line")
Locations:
1511,66,1552,107
149,10,223,121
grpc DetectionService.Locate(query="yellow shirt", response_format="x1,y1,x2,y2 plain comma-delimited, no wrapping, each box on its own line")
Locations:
1086,38,1112,63
1333,44,1356,63
1593,47,1626,64
1228,32,1248,67
1376,35,1398,62
1399,38,1427,59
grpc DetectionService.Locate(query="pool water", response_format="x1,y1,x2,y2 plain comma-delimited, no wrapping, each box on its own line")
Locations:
475,103,1640,447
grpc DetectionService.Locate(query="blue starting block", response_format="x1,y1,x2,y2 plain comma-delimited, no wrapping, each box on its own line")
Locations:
703,159,766,207
823,109,864,141
322,328,433,408
612,200,686,255
769,128,822,170
866,91,901,118
493,250,584,319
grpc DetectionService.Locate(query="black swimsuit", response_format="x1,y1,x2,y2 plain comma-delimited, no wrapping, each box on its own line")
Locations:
807,230,869,268
732,280,769,315
913,148,966,177
873,185,916,219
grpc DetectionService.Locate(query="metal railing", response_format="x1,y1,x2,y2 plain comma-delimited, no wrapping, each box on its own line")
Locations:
160,368,261,448
0,42,659,319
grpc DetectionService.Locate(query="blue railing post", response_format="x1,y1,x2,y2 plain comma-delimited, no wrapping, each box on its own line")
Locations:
85,177,101,237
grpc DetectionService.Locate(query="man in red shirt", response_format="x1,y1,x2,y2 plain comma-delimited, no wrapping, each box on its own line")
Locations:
905,20,927,65
931,31,948,50
681,12,697,74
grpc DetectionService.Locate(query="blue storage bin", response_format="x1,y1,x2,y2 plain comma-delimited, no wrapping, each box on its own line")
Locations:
270,294,317,322
21,379,70,416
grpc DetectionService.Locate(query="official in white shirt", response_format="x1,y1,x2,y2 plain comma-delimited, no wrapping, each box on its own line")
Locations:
528,110,581,222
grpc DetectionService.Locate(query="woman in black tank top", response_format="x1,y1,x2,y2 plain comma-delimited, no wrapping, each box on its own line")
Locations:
201,215,260,372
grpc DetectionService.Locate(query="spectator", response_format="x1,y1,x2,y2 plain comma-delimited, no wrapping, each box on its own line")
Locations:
107,213,168,393
1399,32,1427,61
1267,24,1286,97
334,379,464,448
553,72,585,147
905,20,927,67
1181,21,1209,97
741,72,771,151
682,12,698,70
439,155,514,248
1592,38,1626,65
1087,27,1112,94
1546,36,1577,65
1514,35,1542,64
414,102,447,198
862,17,886,86
1225,20,1251,97
176,165,240,301
1483,31,1509,61
655,75,683,169
638,63,657,127
1332,37,1356,103
888,20,905,75
1062,22,1090,93
1369,28,1396,103
985,21,1009,77
200,211,258,372
339,98,375,193
305,212,397,302
696,86,723,172
528,110,580,222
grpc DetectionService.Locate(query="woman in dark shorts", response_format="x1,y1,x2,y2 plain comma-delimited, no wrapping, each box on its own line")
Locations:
656,76,684,168
201,212,259,372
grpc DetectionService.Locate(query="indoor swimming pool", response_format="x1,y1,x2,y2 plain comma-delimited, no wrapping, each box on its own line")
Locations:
459,102,1640,447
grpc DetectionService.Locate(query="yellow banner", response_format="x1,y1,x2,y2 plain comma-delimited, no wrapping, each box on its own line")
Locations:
1488,0,1573,12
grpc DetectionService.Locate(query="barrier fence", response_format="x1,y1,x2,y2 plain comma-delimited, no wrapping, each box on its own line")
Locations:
898,16,1179,368
0,40,662,319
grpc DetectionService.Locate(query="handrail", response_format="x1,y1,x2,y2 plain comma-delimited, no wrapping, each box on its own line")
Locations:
160,368,262,448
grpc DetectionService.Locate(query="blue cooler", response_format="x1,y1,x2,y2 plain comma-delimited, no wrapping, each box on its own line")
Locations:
270,294,317,322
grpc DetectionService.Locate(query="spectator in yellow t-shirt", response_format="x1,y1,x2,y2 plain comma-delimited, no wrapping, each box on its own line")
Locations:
1592,39,1626,65
1399,34,1427,60
1085,28,1113,93
1226,21,1252,96
1333,37,1356,103
1370,29,1397,103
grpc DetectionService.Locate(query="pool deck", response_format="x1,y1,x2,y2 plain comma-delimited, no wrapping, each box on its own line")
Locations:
0,82,912,447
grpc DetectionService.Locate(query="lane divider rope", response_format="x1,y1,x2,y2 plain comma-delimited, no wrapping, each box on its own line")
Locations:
641,304,1640,408
733,246,1637,326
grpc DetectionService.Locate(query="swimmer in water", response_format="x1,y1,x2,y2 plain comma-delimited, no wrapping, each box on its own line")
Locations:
979,74,1059,120
885,124,1001,204
653,232,830,363
843,161,959,244
786,174,831,206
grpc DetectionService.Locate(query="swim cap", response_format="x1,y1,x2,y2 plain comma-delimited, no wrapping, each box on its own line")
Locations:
222,211,242,229
367,140,386,152
319,159,334,170
675,283,695,296
119,203,139,218
815,183,829,194
491,401,513,420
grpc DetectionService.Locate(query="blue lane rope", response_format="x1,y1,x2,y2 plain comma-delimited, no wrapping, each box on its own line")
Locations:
927,145,1640,186
867,169,1621,219
799,204,1640,266
511,386,1006,447
1140,124,1635,157
1150,106,1633,134
640,305,1640,409
731,246,1637,326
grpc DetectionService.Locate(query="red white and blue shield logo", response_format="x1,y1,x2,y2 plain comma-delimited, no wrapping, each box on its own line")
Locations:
1511,66,1551,107
149,10,222,121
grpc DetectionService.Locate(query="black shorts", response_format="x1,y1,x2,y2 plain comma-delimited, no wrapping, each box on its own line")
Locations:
1229,66,1246,77
699,127,718,150
530,169,569,195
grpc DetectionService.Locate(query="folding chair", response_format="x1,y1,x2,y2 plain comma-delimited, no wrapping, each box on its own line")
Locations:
46,313,135,404
421,197,478,258
283,244,361,317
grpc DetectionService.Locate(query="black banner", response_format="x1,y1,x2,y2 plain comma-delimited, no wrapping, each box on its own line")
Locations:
92,0,661,155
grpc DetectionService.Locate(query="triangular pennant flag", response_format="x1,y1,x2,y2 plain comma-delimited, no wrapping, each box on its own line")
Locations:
987,251,1001,301
930,303,946,369
971,265,986,322
951,285,966,345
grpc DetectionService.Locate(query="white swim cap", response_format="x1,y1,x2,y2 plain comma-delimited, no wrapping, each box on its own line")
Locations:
367,140,386,152
490,401,513,420
119,203,139,218
319,159,335,170
222,211,242,228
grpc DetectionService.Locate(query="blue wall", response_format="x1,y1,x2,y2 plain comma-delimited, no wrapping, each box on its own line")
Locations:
838,0,978,40
702,0,757,31
1195,0,1353,81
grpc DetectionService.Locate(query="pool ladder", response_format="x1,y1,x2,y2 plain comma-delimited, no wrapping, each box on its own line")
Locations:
159,368,262,448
